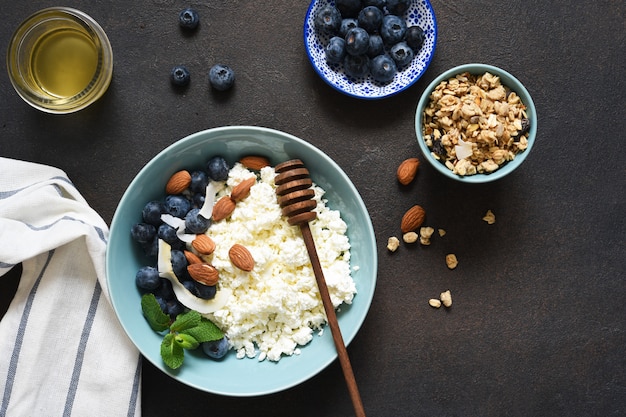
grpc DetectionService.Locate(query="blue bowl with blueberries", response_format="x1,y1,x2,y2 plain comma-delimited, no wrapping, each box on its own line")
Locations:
304,0,437,99
415,63,537,183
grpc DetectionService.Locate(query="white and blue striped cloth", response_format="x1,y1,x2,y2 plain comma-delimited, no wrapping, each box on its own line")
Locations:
0,158,141,417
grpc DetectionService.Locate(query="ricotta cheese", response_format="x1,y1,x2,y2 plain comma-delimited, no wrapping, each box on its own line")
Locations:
196,163,356,362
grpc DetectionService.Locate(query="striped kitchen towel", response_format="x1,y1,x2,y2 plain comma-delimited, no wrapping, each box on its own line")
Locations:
0,158,141,417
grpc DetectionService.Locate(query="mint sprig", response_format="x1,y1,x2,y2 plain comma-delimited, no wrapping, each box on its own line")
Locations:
141,294,225,369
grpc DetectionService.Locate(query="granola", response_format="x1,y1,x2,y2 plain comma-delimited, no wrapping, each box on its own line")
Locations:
422,71,530,176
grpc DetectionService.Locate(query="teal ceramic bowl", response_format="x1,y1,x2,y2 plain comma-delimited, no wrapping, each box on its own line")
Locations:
415,63,537,183
105,126,377,396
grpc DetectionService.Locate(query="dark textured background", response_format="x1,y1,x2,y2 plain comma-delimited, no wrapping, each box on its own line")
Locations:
1,0,625,416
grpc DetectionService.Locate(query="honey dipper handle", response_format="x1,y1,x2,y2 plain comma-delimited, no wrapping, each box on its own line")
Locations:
300,223,366,417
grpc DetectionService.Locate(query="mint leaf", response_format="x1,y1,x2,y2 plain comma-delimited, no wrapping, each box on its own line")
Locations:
161,333,185,369
141,293,170,332
174,333,200,350
170,310,201,333
182,317,224,343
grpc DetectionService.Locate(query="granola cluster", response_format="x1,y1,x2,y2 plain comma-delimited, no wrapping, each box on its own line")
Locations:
422,71,530,176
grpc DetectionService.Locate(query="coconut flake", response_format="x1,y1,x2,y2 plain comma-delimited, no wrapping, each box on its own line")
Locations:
455,137,474,160
198,181,219,220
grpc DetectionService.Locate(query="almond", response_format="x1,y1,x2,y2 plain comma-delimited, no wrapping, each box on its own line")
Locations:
165,170,191,194
184,250,203,265
396,158,420,185
401,205,426,233
212,196,236,221
239,155,270,171
230,177,256,202
228,244,254,271
187,263,219,286
192,234,216,255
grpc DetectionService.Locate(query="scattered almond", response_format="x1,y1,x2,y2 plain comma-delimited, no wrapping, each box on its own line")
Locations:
240,155,270,171
400,205,426,233
184,250,203,265
165,170,191,194
396,158,420,185
192,234,216,255
187,263,219,286
228,244,254,271
231,177,256,202
212,196,236,221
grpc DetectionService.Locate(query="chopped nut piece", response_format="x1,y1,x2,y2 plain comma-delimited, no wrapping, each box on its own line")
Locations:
429,299,442,308
438,228,446,237
445,254,458,269
419,226,434,245
403,232,418,243
482,209,496,224
440,290,452,307
387,236,400,252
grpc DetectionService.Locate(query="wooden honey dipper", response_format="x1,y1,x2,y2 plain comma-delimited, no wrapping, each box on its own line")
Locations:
275,159,366,417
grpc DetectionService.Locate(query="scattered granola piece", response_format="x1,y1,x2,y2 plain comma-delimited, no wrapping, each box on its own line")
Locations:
419,226,434,245
387,236,400,252
440,290,452,307
438,228,446,237
402,232,418,244
483,209,496,224
429,298,442,308
445,254,458,269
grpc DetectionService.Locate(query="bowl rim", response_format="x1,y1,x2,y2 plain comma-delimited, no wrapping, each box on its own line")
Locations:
105,125,378,396
303,0,438,100
414,63,537,183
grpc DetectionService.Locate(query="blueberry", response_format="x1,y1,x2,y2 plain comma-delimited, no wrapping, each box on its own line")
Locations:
185,208,210,234
179,8,199,30
141,237,159,257
335,0,363,18
208,64,235,91
343,54,370,79
170,249,188,279
367,34,384,57
192,193,205,209
358,6,383,34
386,0,411,15
166,299,185,317
206,156,230,181
142,200,165,226
158,223,179,245
154,294,168,313
155,278,175,300
189,170,209,193
165,195,191,218
202,337,229,359
325,36,346,65
314,5,342,35
170,65,190,87
131,223,156,243
380,15,407,45
370,54,397,83
195,282,217,300
339,18,358,38
345,27,370,56
390,41,414,67
406,25,425,50
136,266,161,291
182,279,198,295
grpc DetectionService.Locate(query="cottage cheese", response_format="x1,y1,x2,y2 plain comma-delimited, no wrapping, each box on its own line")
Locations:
197,163,356,362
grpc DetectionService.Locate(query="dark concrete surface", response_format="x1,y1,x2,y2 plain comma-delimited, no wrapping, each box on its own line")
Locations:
1,0,625,416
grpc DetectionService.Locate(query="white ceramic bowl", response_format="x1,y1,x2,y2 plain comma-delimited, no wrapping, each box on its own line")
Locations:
304,0,437,99
106,126,377,395
415,63,537,183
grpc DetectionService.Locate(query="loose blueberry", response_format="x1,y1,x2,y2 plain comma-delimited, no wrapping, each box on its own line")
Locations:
325,36,346,65
136,266,161,291
206,156,230,181
202,337,229,359
334,0,363,18
339,18,358,38
345,27,370,56
131,223,156,243
141,237,159,257
166,299,185,317
170,65,190,87
406,25,426,50
380,15,407,45
313,5,342,34
194,282,217,300
343,54,370,79
164,195,191,218
142,200,165,226
189,170,209,194
158,223,179,245
386,0,411,16
179,8,199,30
185,208,211,234
367,34,384,57
390,41,414,68
358,6,383,34
208,64,235,91
370,54,397,83
170,249,188,279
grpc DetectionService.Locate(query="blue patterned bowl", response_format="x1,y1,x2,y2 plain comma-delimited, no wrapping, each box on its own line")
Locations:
304,0,437,100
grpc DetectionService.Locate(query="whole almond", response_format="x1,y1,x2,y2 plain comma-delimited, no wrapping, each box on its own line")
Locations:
165,170,192,194
212,196,236,221
192,234,216,255
397,158,420,185
240,155,270,171
401,205,426,233
184,250,203,265
228,244,254,271
230,177,256,202
187,263,219,286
